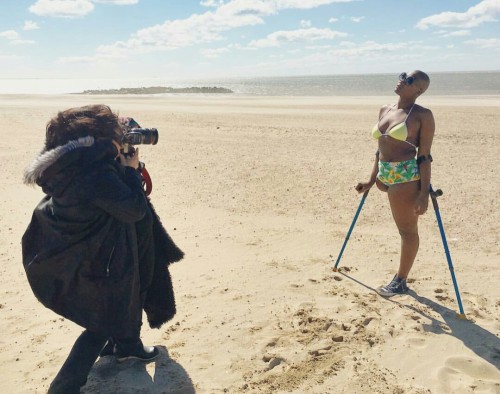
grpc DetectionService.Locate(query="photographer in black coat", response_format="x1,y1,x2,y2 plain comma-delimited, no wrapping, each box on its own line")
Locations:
22,105,183,393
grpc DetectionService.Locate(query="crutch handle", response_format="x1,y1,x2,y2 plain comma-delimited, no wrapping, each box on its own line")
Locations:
430,188,443,198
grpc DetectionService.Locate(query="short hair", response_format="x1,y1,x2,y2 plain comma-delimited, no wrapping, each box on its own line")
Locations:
45,104,122,150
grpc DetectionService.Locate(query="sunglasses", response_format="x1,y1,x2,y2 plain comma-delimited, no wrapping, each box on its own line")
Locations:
399,72,416,85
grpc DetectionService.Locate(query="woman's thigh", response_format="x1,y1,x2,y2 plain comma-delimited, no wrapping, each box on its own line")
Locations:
387,181,420,231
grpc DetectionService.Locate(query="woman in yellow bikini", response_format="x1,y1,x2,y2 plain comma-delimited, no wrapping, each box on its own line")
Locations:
355,70,435,297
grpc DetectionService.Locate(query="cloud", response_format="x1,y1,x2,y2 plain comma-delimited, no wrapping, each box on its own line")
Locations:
10,40,36,45
350,16,364,22
300,19,312,28
93,0,138,3
416,0,500,29
23,21,40,30
328,40,430,57
440,30,471,37
0,30,35,45
200,0,224,7
0,30,20,40
29,0,139,18
275,0,355,9
249,27,347,47
58,0,355,62
464,38,500,48
328,17,338,23
57,55,96,63
200,47,230,58
29,0,95,18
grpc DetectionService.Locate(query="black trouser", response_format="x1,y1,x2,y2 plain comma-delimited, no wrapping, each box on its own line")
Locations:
48,330,108,394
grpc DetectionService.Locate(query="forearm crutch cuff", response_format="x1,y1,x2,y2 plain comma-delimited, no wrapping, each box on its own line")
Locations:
417,154,433,165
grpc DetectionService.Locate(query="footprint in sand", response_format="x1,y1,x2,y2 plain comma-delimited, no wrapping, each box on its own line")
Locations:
406,337,427,349
438,355,500,392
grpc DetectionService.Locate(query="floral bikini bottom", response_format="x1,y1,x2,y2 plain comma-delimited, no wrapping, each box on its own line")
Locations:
377,158,420,186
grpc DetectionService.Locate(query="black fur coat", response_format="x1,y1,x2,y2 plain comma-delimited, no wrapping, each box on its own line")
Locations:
22,137,183,337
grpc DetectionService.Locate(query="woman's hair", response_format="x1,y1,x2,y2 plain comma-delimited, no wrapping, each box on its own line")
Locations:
45,104,122,150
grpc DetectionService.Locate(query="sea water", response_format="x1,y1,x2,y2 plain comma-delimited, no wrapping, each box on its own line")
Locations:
1,71,499,96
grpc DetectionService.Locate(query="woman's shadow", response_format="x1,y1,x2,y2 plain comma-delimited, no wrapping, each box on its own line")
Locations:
82,346,195,393
341,273,500,369
405,290,500,368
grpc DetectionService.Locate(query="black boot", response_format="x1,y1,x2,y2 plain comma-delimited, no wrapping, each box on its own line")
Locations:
115,338,159,362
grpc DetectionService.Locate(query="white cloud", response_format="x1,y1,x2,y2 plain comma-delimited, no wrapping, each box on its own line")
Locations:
416,0,500,29
23,21,40,30
328,17,338,23
200,0,224,7
57,55,96,64
300,19,312,28
328,40,415,57
0,30,35,45
29,0,138,18
200,47,230,58
440,30,471,37
10,40,36,45
275,0,355,9
29,0,95,18
0,30,20,40
465,38,500,48
93,0,138,4
350,16,364,22
249,27,347,47
58,0,355,62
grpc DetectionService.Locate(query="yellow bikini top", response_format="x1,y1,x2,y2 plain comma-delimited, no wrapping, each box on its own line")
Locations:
372,104,417,150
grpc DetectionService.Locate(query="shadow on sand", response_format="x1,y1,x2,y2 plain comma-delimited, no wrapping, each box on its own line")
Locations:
82,346,195,394
340,272,500,369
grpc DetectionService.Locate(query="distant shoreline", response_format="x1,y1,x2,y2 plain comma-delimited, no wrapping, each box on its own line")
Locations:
78,86,234,95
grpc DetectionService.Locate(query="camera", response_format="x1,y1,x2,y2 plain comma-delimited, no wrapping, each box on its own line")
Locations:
123,128,159,146
120,117,159,155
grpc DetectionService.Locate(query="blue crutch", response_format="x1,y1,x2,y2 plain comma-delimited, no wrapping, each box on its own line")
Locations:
333,189,369,272
429,185,467,319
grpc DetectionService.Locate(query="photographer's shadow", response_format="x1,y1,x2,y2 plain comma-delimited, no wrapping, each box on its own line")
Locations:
340,272,500,368
82,346,195,393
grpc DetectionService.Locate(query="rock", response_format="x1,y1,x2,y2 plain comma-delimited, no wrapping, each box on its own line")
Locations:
268,357,284,370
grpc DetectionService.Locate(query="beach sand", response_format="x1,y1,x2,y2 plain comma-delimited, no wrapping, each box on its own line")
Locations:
1,94,499,393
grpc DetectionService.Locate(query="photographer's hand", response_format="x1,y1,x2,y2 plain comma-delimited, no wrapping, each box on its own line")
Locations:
119,147,140,170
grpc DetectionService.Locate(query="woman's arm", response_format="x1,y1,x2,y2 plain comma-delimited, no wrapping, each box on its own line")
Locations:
92,164,148,223
415,108,435,215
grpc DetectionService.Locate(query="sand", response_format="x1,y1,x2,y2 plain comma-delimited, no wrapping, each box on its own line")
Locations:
0,94,499,393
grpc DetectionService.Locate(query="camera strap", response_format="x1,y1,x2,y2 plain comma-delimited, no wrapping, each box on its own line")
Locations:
140,166,153,196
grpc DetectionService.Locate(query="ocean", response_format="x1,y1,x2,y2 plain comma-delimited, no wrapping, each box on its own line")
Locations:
1,71,499,96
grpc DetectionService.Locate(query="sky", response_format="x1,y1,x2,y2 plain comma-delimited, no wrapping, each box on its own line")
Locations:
0,0,499,80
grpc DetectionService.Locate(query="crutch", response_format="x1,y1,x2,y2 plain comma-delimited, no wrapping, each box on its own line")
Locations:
333,189,369,272
429,185,467,319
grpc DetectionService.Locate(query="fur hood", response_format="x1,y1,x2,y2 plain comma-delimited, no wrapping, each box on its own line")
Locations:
23,136,95,186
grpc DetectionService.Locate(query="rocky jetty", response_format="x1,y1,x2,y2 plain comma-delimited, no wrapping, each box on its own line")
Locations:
80,86,233,94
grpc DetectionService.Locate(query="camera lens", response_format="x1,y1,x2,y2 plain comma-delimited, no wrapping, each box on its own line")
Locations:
142,128,159,145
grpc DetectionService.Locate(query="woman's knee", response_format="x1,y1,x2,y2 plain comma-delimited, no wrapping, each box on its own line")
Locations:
397,226,419,239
